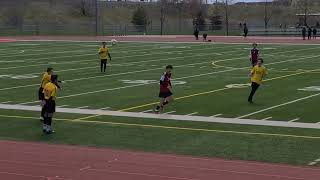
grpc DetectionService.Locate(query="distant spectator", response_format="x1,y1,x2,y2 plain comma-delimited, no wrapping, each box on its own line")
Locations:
313,28,317,39
243,23,248,38
308,27,312,40
202,33,208,42
239,22,243,29
279,24,282,30
193,27,199,40
302,27,306,40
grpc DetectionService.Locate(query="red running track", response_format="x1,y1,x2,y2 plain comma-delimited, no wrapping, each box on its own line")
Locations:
0,140,319,180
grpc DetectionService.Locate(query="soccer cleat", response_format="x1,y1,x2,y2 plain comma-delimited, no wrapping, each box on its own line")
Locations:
153,106,160,113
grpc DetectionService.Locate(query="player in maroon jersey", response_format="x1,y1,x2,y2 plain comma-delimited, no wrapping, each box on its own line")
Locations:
250,43,260,67
154,65,174,113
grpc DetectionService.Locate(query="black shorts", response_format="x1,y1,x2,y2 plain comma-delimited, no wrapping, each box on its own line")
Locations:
44,100,56,113
159,91,173,98
101,59,107,63
38,87,44,100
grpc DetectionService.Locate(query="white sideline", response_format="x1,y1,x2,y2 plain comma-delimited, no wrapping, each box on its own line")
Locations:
237,93,320,119
261,117,272,120
289,118,299,122
1,103,320,129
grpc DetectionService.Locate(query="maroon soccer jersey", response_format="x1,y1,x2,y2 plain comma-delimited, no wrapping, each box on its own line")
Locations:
251,48,259,62
159,72,172,93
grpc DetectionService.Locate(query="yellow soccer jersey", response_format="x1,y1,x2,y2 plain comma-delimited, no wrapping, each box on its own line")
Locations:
40,72,51,88
99,47,109,60
43,82,58,100
251,65,267,85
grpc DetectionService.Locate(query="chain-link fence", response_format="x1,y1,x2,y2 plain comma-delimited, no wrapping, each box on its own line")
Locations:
0,0,319,36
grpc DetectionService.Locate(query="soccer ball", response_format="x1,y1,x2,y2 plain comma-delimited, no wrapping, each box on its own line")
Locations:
110,39,117,46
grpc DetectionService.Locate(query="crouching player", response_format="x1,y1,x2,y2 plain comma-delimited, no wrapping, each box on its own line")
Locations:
250,43,260,67
248,58,267,103
42,75,59,134
154,65,174,113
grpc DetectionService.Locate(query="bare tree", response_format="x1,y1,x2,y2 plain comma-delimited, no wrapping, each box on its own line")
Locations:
291,0,315,26
264,0,275,30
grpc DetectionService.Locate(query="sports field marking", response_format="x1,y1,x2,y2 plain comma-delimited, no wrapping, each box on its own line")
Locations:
118,66,317,112
237,92,320,119
57,105,69,108
308,159,320,166
289,118,300,122
185,112,198,116
163,111,176,114
75,106,88,109
0,61,210,91
0,101,11,104
100,107,111,110
141,109,153,113
3,104,320,130
0,113,320,139
211,114,223,117
0,43,240,69
261,117,272,120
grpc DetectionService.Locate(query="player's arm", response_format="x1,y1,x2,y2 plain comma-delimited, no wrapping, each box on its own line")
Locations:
98,48,103,54
249,68,255,77
108,53,112,61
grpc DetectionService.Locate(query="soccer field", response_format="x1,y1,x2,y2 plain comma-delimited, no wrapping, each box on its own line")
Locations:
1,41,320,166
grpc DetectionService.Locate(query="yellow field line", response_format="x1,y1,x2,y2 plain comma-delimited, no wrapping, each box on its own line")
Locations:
0,114,319,139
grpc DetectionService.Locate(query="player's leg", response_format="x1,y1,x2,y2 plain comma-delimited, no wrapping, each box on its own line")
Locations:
38,87,45,121
155,97,165,113
100,60,103,72
163,94,174,106
248,82,260,103
103,60,107,72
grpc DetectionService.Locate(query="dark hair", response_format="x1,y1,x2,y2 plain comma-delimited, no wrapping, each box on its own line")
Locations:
166,65,173,69
253,42,257,46
51,75,58,82
47,67,53,72
258,58,264,63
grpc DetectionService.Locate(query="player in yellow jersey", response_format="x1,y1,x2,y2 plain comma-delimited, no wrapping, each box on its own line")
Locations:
248,58,267,103
38,67,53,121
42,75,59,134
98,42,112,73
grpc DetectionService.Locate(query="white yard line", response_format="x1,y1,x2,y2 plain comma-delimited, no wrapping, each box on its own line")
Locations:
163,111,176,114
1,103,320,129
308,158,320,166
0,101,11,104
0,44,234,70
57,105,69,108
0,61,210,91
210,114,223,117
289,118,300,122
237,93,320,119
76,106,89,109
141,109,153,113
261,117,272,120
100,107,110,110
185,112,198,116
18,54,320,105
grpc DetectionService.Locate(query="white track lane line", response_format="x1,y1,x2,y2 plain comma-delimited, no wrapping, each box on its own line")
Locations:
76,106,89,109
141,109,153,113
0,101,11,104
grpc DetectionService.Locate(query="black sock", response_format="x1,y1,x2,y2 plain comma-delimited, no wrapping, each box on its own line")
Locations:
156,105,160,110
163,101,169,106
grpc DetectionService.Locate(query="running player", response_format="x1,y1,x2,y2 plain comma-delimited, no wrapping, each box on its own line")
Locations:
249,43,260,67
38,67,53,121
98,42,112,73
154,65,174,113
248,58,267,103
42,75,59,134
